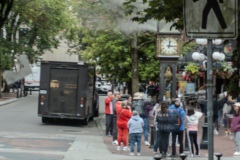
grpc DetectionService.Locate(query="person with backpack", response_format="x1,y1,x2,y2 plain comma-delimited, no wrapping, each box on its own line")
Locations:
230,103,240,156
156,101,171,157
168,100,186,157
185,107,203,157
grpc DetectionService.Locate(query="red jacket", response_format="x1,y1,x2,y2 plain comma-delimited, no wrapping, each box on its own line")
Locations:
105,97,113,114
116,102,132,128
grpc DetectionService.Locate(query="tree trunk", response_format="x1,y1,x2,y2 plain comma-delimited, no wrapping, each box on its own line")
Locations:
131,32,139,95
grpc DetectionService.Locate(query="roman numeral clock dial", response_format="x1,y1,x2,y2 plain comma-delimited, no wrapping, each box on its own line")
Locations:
161,38,178,55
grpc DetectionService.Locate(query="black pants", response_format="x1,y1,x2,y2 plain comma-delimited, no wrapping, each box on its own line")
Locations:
172,131,184,155
105,114,113,136
186,131,199,155
158,130,170,155
199,103,206,116
112,116,117,141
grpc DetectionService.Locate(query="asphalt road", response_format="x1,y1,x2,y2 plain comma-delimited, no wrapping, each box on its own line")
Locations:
0,94,101,160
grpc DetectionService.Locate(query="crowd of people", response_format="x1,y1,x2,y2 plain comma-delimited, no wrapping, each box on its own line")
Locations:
104,84,240,157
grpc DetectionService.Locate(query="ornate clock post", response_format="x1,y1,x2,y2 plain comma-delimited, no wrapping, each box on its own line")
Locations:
156,32,181,102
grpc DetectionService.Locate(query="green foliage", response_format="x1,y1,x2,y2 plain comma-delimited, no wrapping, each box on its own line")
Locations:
184,62,199,74
0,0,79,65
123,0,183,30
182,41,197,56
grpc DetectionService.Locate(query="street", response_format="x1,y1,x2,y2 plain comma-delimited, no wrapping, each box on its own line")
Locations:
0,94,100,160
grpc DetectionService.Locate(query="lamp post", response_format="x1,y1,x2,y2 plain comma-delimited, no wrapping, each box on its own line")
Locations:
192,39,224,160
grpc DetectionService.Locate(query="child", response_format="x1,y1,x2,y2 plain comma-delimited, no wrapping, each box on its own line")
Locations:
128,110,144,156
185,107,203,157
230,103,240,156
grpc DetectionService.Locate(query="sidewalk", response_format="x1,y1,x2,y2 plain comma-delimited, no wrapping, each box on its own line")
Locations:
0,92,20,106
96,112,239,160
0,92,238,160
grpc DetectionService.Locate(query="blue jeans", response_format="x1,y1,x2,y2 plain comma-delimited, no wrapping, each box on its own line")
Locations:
143,117,149,141
130,133,142,153
218,110,223,125
154,130,160,152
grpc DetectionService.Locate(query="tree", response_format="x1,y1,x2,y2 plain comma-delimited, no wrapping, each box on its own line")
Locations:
75,0,159,94
0,0,79,96
0,0,14,29
123,0,183,30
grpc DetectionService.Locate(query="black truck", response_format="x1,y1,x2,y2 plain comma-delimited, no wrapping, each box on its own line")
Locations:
38,61,97,125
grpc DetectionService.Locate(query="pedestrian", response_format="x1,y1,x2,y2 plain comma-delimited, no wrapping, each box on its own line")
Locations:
146,80,157,101
112,91,121,145
230,103,240,156
196,86,206,115
222,101,234,136
213,95,219,134
153,99,160,154
169,100,186,158
128,110,144,156
185,107,203,157
217,92,228,127
140,98,153,146
156,101,171,157
116,101,132,151
105,91,114,136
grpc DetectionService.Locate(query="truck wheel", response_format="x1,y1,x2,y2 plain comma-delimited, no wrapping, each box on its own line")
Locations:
42,117,48,123
83,117,89,125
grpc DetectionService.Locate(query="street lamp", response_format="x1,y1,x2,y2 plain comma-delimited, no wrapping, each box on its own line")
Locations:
192,39,224,150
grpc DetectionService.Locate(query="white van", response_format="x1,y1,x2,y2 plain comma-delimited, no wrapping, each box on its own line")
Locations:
24,66,40,91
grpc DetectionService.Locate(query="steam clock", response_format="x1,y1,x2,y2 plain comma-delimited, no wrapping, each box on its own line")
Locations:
156,32,182,101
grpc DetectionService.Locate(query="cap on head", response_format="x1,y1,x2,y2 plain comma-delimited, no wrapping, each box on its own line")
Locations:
234,103,240,107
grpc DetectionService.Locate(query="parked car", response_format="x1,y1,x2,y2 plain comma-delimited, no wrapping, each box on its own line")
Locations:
95,80,112,94
24,66,40,93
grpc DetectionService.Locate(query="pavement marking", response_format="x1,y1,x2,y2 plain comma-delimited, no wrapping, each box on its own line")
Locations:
0,148,65,155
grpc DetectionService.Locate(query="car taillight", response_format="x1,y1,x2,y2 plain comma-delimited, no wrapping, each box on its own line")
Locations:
40,95,45,105
80,98,84,107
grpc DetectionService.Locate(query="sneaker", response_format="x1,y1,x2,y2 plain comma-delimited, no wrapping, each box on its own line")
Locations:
123,146,128,151
144,141,150,146
176,143,180,147
233,152,240,156
117,146,121,151
137,153,141,156
196,154,200,157
190,154,194,157
214,129,219,135
135,142,137,146
129,152,134,156
112,140,118,145
153,151,157,154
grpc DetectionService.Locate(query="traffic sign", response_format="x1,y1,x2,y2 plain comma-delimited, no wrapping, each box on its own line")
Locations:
184,0,238,39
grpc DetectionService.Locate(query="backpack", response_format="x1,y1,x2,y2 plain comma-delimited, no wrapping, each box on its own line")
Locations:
132,99,145,116
168,109,182,132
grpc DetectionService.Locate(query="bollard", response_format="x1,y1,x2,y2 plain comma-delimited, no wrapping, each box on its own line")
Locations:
215,153,222,160
153,154,162,160
179,153,188,160
149,125,156,149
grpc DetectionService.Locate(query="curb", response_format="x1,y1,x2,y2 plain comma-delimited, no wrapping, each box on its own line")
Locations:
0,98,21,106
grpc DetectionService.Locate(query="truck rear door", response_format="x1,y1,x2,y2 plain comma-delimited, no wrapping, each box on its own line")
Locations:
48,68,78,115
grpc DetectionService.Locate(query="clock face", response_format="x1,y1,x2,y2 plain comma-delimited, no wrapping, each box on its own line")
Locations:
161,38,178,54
